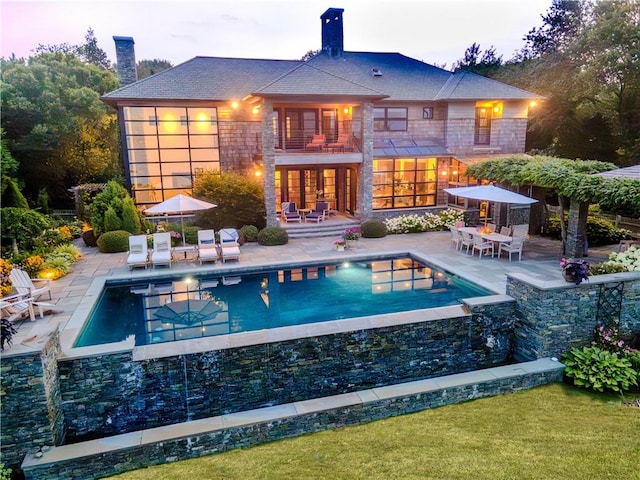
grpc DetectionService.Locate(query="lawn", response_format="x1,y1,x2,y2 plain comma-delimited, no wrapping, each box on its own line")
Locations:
112,383,640,480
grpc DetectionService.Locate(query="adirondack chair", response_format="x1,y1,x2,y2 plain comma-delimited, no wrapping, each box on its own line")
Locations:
9,268,52,300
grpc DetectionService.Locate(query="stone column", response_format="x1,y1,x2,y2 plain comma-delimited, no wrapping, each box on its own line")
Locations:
566,199,589,258
261,99,277,226
358,102,374,220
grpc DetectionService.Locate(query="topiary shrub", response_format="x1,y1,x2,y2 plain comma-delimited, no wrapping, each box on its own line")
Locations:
103,205,122,232
240,225,259,242
121,196,142,234
257,226,288,246
361,219,388,238
97,230,132,253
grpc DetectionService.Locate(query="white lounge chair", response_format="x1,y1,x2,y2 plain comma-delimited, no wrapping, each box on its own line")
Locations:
197,229,218,264
127,235,149,269
0,292,35,322
151,232,173,268
218,228,241,263
9,268,52,300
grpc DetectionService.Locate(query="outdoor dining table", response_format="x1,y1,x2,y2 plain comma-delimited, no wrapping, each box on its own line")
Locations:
459,227,513,257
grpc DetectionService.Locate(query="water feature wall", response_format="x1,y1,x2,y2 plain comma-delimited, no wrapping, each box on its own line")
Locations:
57,300,515,442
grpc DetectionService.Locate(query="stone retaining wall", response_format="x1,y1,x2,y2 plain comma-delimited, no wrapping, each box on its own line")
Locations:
58,306,515,443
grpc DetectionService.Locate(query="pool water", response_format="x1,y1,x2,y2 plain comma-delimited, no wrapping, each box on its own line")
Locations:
74,256,490,347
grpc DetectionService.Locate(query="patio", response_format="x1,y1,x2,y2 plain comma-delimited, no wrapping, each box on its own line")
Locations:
3,231,614,357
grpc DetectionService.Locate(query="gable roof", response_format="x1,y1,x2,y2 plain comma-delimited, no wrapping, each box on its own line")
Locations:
102,51,543,104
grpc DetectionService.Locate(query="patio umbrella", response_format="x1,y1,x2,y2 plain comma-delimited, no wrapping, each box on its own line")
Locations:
443,185,538,204
144,194,216,245
153,298,221,326
444,185,537,226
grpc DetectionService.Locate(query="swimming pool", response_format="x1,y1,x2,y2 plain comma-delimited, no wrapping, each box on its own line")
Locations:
74,256,491,347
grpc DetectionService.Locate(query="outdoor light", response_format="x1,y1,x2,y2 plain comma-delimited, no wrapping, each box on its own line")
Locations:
252,106,260,114
441,170,448,176
530,101,537,108
231,101,239,109
493,106,500,113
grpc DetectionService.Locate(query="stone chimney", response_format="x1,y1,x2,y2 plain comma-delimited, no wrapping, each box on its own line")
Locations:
113,36,138,86
321,8,344,58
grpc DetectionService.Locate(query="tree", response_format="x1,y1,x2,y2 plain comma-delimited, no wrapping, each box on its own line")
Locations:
300,49,321,61
452,43,502,76
36,28,111,70
136,59,173,79
1,52,120,206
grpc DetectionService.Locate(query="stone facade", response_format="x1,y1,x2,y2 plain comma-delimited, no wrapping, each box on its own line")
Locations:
507,273,640,361
57,308,514,444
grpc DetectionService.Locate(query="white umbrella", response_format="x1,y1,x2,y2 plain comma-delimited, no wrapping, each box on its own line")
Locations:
443,185,538,204
144,194,216,244
444,185,537,227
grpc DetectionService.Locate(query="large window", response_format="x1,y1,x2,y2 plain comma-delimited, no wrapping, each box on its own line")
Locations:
372,157,437,209
374,107,408,132
123,106,220,206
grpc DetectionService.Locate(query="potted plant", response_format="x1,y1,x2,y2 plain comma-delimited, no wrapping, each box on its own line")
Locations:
334,237,346,251
343,227,361,249
560,257,589,285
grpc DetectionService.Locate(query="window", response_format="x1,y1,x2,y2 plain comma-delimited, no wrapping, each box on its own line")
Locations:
475,107,491,145
372,157,438,209
374,107,407,131
422,107,434,119
122,106,220,207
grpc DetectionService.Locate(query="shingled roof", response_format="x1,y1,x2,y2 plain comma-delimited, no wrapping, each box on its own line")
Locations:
102,51,543,104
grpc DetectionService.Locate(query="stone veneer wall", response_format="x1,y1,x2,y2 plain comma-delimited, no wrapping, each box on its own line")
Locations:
507,273,640,361
57,308,515,443
0,329,64,469
23,365,562,480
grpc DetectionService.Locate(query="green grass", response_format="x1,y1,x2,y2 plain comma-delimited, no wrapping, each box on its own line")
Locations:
112,384,640,480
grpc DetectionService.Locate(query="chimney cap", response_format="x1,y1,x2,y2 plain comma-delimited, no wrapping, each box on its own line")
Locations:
321,7,344,19
113,36,135,43
371,68,383,77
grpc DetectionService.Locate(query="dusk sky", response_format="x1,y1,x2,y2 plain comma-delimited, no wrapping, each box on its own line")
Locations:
1,0,552,69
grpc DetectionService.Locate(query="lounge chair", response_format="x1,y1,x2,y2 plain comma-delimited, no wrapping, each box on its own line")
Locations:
0,292,35,322
499,236,525,262
305,202,330,223
127,235,149,269
281,202,301,223
305,134,326,151
197,229,218,264
327,133,353,152
151,232,173,268
9,268,52,300
218,228,241,263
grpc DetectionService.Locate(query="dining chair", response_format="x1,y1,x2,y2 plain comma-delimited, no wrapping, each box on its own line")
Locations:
499,236,525,262
472,234,494,258
499,226,512,236
486,223,497,233
449,227,462,250
459,230,474,254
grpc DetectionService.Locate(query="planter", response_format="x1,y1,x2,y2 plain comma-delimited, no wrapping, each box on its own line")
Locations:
563,272,578,283
336,245,345,252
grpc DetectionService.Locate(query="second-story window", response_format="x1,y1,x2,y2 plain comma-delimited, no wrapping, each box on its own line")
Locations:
474,107,491,145
374,107,407,132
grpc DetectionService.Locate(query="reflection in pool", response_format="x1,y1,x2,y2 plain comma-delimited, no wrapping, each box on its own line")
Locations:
74,256,490,347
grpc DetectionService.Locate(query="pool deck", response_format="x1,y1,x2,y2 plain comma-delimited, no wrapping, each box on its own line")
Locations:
4,231,614,357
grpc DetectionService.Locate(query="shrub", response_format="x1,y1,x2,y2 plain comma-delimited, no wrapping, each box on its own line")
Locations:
543,216,630,246
23,255,45,278
96,230,132,253
194,171,266,230
0,207,51,253
257,226,288,246
0,259,13,297
562,346,638,393
33,228,68,252
57,225,73,242
88,180,128,237
103,205,122,232
588,261,628,275
607,246,640,272
240,225,259,242
184,226,201,245
51,244,82,261
41,256,71,277
361,219,388,238
121,196,142,234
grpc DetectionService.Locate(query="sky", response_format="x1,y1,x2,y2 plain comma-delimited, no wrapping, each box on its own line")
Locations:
1,0,552,69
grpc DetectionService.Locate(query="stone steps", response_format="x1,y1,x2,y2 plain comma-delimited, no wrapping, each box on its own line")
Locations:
282,216,360,239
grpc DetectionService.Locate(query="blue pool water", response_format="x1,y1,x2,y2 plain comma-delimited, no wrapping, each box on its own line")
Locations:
74,256,491,347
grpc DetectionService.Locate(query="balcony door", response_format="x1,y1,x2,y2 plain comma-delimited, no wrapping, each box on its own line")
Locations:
284,109,317,150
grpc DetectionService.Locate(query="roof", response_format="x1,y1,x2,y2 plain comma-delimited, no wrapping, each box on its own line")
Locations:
373,138,450,157
102,51,543,104
594,165,640,180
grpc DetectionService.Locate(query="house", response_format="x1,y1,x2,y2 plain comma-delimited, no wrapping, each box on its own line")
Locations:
102,7,543,226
